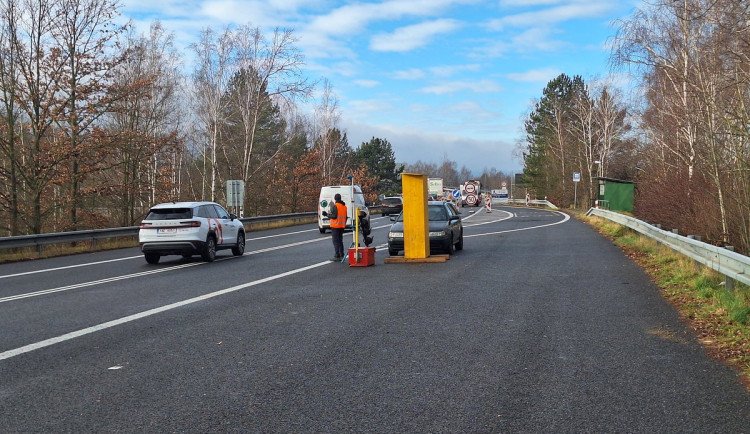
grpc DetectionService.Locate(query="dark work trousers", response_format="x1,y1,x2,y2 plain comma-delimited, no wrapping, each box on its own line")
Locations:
331,227,345,258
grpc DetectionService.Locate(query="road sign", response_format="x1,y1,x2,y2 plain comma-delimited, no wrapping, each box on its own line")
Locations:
573,172,581,182
452,189,460,199
226,180,245,207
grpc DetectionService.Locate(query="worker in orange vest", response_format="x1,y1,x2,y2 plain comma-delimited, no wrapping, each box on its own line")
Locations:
322,193,348,261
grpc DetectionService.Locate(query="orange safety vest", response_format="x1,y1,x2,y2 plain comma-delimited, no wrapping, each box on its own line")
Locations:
330,202,347,229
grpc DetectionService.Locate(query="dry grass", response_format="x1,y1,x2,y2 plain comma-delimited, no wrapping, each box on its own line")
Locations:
0,237,139,264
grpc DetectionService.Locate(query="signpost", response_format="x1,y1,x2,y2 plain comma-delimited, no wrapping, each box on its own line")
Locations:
452,189,461,208
226,180,245,216
573,172,580,209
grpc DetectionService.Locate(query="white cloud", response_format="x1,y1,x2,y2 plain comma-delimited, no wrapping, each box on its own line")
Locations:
392,65,481,80
487,2,615,30
499,0,567,7
267,0,325,10
470,26,567,58
353,79,380,88
419,79,503,95
307,3,377,36
429,64,482,77
506,68,561,82
342,119,521,174
370,19,462,52
347,99,394,115
512,26,567,52
198,0,285,26
393,68,426,80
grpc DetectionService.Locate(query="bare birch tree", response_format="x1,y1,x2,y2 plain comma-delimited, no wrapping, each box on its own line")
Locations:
232,25,312,186
191,27,234,201
314,79,343,184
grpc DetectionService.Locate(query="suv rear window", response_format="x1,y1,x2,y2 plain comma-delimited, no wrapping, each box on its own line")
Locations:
382,198,402,205
145,208,193,220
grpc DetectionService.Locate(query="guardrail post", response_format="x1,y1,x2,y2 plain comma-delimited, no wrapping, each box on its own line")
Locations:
725,246,735,290
688,236,701,271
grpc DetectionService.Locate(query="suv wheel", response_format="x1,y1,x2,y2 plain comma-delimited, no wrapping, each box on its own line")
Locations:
144,252,160,264
201,236,217,262
232,232,245,256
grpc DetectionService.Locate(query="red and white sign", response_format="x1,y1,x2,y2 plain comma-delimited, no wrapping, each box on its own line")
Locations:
466,194,477,205
465,183,476,194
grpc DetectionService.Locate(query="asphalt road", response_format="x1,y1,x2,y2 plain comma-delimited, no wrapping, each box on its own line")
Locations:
1,206,749,432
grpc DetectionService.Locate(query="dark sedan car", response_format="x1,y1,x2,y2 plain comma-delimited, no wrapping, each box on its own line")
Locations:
381,196,403,216
387,201,463,256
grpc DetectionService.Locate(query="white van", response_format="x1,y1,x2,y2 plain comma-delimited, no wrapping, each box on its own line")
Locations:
318,185,370,233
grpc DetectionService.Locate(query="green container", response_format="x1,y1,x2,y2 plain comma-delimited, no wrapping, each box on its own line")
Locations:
596,177,634,213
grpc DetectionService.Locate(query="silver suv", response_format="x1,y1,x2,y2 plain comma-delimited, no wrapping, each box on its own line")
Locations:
138,201,245,264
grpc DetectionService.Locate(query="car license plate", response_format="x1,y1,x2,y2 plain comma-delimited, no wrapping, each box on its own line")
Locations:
157,228,177,234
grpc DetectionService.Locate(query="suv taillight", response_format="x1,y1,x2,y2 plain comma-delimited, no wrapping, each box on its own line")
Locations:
182,221,201,228
139,222,152,229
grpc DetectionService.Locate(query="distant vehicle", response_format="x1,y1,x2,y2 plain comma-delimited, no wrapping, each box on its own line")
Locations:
318,185,370,233
138,201,245,264
460,180,482,207
428,178,443,199
380,196,403,216
387,201,464,256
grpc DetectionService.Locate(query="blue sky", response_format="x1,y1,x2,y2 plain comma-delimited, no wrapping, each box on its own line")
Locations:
119,0,639,175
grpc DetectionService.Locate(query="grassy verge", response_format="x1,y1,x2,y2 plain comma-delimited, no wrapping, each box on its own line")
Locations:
0,238,139,264
581,212,750,389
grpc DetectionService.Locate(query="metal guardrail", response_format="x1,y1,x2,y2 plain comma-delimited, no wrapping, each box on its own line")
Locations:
0,212,318,254
0,207,390,255
587,208,749,287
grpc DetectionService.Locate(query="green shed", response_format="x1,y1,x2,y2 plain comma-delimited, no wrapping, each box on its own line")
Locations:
595,177,634,213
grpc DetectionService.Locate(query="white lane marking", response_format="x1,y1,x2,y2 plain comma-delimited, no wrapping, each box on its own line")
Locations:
0,215,412,279
246,237,327,254
1,210,516,303
248,227,319,240
249,215,390,240
463,210,514,227
0,262,204,304
0,256,142,280
0,261,332,361
2,239,328,304
464,210,570,238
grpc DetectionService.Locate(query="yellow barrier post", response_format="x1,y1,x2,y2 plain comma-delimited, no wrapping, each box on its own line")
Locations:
402,173,429,259
354,207,359,250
